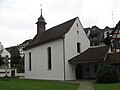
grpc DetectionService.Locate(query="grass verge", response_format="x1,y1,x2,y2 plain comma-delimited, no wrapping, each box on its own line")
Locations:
93,82,120,90
0,78,79,90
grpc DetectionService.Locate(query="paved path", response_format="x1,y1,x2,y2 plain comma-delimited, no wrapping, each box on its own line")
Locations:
77,80,94,90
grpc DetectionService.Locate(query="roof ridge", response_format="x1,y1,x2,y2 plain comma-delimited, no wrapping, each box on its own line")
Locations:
47,17,78,31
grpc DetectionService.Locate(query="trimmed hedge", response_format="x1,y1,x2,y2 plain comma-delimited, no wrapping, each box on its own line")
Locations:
96,64,119,83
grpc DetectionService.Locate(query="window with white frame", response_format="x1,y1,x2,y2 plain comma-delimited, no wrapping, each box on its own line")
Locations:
77,42,81,53
47,47,52,70
29,52,31,71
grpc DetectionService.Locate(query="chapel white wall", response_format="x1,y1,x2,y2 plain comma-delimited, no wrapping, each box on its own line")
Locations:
25,39,65,80
64,18,90,80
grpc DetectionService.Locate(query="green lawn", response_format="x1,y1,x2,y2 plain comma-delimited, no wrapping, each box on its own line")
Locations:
0,78,79,90
93,82,120,90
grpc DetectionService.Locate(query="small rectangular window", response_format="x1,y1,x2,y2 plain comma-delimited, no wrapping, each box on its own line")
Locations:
77,23,78,27
47,47,52,70
77,42,81,53
29,52,31,71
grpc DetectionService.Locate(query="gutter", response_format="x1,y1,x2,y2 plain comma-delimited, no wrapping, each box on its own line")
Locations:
24,37,63,51
63,36,66,80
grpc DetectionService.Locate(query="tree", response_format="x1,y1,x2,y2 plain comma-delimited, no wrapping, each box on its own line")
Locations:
104,36,111,46
96,64,119,83
0,55,4,66
0,49,4,66
3,55,10,79
6,46,24,72
7,46,21,66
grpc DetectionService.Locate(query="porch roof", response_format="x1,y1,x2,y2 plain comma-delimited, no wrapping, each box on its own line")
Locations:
68,46,109,64
106,52,120,64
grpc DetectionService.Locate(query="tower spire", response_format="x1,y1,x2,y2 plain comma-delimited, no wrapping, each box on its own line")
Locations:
40,4,42,16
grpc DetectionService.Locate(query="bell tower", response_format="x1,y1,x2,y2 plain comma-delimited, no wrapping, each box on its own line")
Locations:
36,6,46,35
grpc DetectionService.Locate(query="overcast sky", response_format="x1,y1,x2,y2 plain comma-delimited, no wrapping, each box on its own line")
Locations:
0,0,120,47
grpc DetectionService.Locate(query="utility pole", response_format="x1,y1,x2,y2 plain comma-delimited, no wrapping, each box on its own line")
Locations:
112,11,114,27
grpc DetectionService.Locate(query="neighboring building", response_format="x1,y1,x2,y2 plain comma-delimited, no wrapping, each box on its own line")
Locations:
70,23,120,79
110,21,120,52
24,10,90,80
84,26,113,47
81,25,120,79
0,42,11,77
103,26,113,39
0,42,11,68
89,26,104,46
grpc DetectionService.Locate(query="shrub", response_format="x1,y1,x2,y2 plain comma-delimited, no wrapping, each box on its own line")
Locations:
96,64,119,83
0,55,4,66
